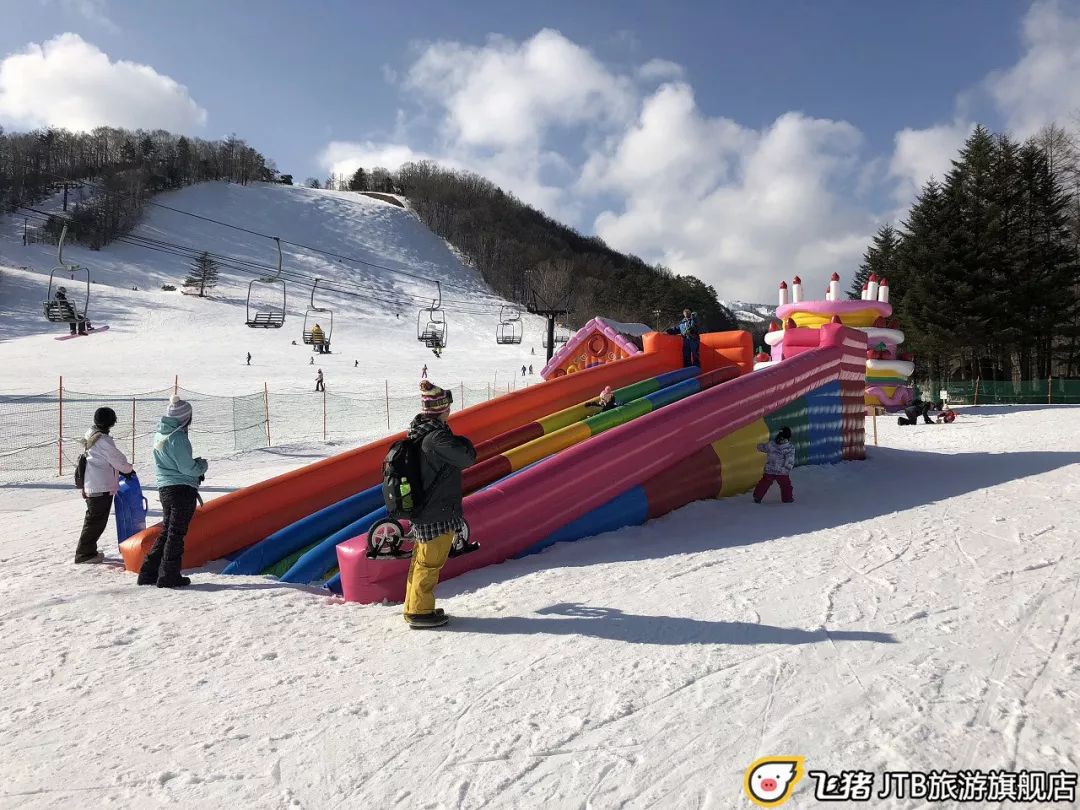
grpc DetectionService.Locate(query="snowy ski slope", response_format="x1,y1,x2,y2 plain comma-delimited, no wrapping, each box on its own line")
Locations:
0,182,542,395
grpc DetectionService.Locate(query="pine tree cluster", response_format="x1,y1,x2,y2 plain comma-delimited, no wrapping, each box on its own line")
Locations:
859,125,1080,381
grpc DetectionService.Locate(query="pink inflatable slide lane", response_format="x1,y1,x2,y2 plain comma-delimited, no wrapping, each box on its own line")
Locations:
337,324,867,603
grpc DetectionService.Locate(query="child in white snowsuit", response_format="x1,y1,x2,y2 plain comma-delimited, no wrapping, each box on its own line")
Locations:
75,407,134,563
753,426,795,503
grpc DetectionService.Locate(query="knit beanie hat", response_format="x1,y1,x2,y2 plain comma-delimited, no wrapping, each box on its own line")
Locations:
419,380,451,415
166,394,193,423
93,406,117,431
777,426,792,441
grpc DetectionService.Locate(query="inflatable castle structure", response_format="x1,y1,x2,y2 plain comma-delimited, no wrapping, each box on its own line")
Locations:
541,317,652,379
754,273,914,411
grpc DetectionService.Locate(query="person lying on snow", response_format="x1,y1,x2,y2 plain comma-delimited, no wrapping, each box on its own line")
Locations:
753,426,795,504
403,380,477,629
585,386,618,412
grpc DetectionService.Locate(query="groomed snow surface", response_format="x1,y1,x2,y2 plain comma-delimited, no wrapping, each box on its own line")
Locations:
1,405,1077,808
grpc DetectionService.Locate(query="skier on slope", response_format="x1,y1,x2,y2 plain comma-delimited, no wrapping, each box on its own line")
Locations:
402,381,477,629
74,407,134,564
315,368,325,392
753,426,795,504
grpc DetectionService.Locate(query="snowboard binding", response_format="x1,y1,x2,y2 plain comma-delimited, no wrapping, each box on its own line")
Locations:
365,519,477,560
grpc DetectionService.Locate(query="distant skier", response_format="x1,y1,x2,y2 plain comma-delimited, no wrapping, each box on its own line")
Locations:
354,360,359,368
74,407,134,564
138,395,208,588
309,356,314,365
315,368,325,392
521,365,527,377
246,352,251,366
421,364,428,379
753,426,795,504
531,347,535,355
666,308,700,368
310,323,326,354
54,286,83,335
402,381,477,628
528,364,533,375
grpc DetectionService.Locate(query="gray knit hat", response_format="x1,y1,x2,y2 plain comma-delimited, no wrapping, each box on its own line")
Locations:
166,394,192,423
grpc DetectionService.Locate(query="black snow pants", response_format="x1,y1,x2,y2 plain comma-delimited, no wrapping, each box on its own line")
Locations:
139,485,198,584
75,494,113,561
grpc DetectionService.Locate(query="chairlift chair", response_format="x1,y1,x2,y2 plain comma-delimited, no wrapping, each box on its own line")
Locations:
416,282,447,350
495,306,523,345
302,279,334,345
246,237,286,328
42,225,90,325
555,324,571,345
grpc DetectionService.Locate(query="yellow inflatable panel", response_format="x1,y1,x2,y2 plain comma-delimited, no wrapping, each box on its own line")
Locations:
714,418,770,497
505,421,592,471
790,309,880,329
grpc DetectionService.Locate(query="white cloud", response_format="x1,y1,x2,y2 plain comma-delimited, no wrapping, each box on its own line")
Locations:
40,0,119,33
638,58,684,82
590,93,871,300
0,33,206,133
988,0,1080,137
888,119,971,206
404,29,635,149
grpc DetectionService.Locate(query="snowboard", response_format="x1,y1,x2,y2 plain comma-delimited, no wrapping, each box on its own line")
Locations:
56,325,110,341
115,472,148,544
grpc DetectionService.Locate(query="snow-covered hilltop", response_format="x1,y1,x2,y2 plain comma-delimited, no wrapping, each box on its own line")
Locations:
0,182,540,394
720,299,774,324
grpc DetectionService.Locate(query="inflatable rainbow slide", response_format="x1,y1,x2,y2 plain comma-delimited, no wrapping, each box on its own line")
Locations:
120,324,867,602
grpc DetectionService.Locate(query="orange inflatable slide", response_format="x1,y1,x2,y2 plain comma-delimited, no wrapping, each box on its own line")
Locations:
120,335,700,572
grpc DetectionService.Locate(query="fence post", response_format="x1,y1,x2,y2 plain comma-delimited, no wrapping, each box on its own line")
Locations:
263,382,271,447
323,387,327,442
174,375,179,396
488,382,491,401
872,407,878,447
131,397,136,462
58,376,64,476
973,376,980,406
385,380,390,430
460,382,464,411
1048,376,1052,405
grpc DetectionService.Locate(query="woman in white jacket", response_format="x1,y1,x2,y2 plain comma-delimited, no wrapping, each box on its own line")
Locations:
75,407,134,563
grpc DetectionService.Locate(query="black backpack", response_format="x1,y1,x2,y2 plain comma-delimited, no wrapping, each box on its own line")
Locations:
381,438,426,519
74,453,88,490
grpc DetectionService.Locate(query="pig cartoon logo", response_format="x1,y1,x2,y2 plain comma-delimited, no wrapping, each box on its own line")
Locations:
743,756,804,806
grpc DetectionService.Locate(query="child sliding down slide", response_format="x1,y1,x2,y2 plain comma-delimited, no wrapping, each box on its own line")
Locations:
753,426,795,504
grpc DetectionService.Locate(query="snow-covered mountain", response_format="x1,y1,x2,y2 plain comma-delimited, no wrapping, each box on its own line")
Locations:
720,299,775,324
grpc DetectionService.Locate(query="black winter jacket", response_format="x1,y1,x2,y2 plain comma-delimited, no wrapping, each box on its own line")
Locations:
407,415,476,524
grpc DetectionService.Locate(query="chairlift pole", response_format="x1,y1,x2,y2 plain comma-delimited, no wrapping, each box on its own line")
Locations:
527,307,569,362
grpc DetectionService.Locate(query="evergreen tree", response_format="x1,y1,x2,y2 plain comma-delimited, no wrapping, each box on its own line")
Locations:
849,223,900,299
348,167,368,191
184,251,219,297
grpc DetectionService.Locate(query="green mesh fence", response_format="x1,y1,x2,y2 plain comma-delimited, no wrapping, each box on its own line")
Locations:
916,379,1080,405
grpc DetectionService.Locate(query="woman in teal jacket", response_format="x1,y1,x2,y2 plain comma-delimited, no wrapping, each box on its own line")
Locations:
138,395,208,588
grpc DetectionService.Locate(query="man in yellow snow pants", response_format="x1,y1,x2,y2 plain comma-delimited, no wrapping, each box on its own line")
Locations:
403,531,454,616
400,380,476,629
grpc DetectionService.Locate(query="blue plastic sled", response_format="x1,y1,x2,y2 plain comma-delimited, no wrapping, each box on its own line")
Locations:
115,472,149,544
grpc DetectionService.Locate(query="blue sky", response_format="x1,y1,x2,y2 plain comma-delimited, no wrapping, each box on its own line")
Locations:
2,0,1078,300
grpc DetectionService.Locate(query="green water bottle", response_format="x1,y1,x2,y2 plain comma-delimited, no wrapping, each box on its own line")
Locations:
400,477,413,511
